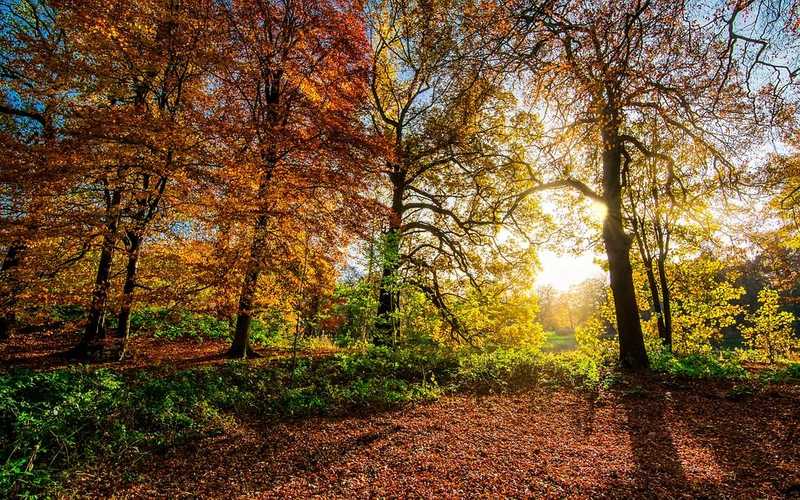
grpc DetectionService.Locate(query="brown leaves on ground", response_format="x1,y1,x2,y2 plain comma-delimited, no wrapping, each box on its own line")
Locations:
0,331,232,372
65,378,800,499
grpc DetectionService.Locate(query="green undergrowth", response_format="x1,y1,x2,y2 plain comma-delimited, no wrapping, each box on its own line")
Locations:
649,347,800,383
2,345,798,497
650,351,750,379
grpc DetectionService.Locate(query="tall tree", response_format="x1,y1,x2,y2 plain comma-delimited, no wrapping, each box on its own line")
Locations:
624,122,723,351
0,0,74,341
511,0,763,368
30,0,218,356
366,0,542,343
211,0,378,357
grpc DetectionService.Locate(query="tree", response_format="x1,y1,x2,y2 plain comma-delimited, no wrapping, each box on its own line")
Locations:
624,119,728,351
743,288,798,363
510,0,764,368
667,255,744,355
23,0,220,357
210,0,378,357
366,0,543,343
104,0,218,353
537,278,607,335
0,0,81,341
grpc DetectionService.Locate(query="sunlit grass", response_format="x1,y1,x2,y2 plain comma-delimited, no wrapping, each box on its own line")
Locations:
543,331,578,352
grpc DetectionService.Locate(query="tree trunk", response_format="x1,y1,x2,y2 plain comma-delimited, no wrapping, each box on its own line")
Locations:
116,231,142,358
644,262,668,345
376,168,405,345
75,188,123,356
656,256,673,351
0,242,24,341
229,213,268,358
376,229,400,343
601,120,649,370
0,315,12,341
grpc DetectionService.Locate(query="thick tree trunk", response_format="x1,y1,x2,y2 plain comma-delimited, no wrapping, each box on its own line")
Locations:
601,121,649,370
656,256,672,351
376,169,405,345
229,213,268,358
116,231,142,358
0,242,24,341
75,188,123,356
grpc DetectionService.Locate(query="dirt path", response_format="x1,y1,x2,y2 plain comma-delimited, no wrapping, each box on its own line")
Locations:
67,380,800,499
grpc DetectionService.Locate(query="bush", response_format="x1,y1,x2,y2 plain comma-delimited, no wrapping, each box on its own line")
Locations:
457,348,543,392
126,307,283,346
456,348,601,392
650,351,748,379
742,288,798,363
333,345,458,383
759,362,800,384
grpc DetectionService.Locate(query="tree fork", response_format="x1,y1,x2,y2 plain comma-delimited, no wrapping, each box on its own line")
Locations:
644,262,668,345
116,231,142,359
376,167,405,345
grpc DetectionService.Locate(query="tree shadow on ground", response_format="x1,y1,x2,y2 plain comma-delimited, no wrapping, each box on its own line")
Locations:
119,416,407,498
618,381,690,497
53,374,800,498
669,381,800,497
603,377,800,498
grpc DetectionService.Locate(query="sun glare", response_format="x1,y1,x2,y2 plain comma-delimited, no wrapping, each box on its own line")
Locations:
535,250,606,291
589,200,608,223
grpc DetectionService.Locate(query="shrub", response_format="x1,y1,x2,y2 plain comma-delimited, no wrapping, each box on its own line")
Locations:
759,362,800,384
742,288,798,363
126,307,284,346
455,348,601,392
651,351,748,379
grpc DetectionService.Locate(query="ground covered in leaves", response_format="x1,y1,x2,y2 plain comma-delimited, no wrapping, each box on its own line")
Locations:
4,333,799,498
0,331,230,371
64,378,799,499
0,331,336,372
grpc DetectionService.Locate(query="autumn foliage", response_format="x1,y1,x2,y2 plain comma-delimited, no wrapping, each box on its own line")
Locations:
2,0,800,497
1,0,382,357
1,0,799,366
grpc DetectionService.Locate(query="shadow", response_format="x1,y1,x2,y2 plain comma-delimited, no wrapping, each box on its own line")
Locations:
114,417,407,498
278,424,404,474
668,381,800,497
607,375,800,498
618,380,690,496
166,351,228,371
0,330,81,371
0,332,237,372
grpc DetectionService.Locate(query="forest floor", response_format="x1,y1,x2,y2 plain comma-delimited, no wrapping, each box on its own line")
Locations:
65,378,800,499
0,330,336,372
3,333,800,499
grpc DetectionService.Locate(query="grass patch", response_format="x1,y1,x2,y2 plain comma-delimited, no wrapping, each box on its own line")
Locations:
542,331,577,352
651,351,749,380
